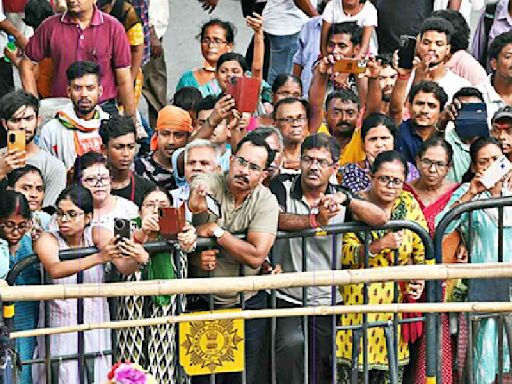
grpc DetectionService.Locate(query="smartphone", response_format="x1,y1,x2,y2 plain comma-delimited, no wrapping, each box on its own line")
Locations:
480,155,512,189
206,194,221,217
7,130,25,152
225,77,262,114
159,205,186,240
114,218,131,242
455,103,489,139
398,35,417,70
334,58,367,74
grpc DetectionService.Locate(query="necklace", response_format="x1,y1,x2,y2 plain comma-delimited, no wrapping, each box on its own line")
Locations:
344,3,363,17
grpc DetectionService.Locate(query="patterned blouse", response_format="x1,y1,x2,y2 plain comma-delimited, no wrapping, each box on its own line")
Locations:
339,160,420,195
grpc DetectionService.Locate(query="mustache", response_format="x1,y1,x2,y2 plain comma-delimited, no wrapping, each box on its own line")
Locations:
234,174,249,183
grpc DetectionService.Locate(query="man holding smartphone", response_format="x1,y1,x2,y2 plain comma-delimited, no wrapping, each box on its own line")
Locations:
0,90,66,207
188,134,279,384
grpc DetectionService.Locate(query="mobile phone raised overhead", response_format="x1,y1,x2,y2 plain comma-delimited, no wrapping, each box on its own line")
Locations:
455,102,489,139
480,155,512,189
333,58,367,74
398,35,417,69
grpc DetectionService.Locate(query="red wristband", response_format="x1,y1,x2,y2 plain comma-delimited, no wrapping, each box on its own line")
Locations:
310,213,320,228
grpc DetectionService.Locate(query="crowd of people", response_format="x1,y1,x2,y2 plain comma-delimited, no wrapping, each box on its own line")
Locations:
0,0,512,383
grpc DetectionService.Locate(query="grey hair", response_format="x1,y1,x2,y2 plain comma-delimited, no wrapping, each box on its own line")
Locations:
184,139,222,165
249,126,284,151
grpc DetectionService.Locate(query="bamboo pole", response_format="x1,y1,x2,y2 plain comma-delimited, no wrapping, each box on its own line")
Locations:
10,301,512,339
1,263,512,302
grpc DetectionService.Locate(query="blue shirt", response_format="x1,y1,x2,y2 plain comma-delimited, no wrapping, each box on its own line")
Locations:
292,16,322,98
397,119,424,164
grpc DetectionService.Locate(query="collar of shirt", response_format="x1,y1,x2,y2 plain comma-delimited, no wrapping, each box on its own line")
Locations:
402,119,424,141
446,124,470,152
61,6,104,27
289,174,338,207
496,0,512,24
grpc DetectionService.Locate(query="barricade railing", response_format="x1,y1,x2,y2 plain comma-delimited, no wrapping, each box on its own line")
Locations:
0,221,438,384
434,196,512,384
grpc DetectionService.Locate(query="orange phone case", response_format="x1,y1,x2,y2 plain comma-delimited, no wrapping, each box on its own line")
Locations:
159,204,186,240
334,59,367,74
7,130,25,152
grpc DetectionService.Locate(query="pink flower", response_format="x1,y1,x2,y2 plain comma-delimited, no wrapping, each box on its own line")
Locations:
113,364,146,384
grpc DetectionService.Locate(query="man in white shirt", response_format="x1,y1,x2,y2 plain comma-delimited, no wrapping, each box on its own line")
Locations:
263,0,319,85
478,31,512,125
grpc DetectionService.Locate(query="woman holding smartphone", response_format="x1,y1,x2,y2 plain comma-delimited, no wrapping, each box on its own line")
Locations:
436,137,512,383
32,185,147,384
116,186,196,382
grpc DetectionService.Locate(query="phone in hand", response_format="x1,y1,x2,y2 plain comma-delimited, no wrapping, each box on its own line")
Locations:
334,58,367,74
455,103,489,139
114,218,131,243
398,35,417,69
225,77,262,114
480,155,512,189
206,194,220,217
159,205,186,240
7,130,25,152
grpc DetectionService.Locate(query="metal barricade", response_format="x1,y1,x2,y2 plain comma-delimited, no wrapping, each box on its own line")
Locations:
434,196,512,384
1,222,434,384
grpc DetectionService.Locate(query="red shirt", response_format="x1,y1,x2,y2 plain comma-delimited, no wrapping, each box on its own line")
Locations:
25,7,131,101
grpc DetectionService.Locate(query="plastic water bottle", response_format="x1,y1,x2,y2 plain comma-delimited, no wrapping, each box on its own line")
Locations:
4,35,16,63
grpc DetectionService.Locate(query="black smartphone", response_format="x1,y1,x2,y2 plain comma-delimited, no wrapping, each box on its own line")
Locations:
398,35,417,70
455,103,489,139
114,218,131,242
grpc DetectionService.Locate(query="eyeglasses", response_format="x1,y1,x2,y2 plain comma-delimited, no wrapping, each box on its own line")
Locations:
234,156,263,172
301,156,334,169
275,116,307,125
376,175,404,188
201,38,227,46
56,210,84,221
420,158,448,170
0,221,30,232
82,175,111,187
142,202,171,210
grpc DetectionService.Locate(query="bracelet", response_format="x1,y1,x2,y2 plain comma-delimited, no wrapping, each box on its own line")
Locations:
309,213,320,228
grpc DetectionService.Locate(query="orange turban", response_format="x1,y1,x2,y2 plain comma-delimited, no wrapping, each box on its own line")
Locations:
150,105,193,151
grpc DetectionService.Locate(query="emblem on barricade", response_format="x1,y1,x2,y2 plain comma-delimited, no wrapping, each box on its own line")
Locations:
179,310,244,375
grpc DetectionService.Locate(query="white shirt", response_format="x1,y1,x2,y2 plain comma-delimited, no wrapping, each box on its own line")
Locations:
407,68,472,101
148,0,169,39
321,0,378,54
263,0,317,36
478,74,508,126
91,196,139,232
433,0,485,26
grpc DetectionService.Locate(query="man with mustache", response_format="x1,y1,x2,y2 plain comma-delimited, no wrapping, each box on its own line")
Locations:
188,134,279,384
39,61,108,171
269,133,387,384
134,105,192,191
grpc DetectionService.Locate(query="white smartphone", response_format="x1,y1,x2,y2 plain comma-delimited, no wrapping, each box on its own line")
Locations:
480,155,512,189
206,194,221,217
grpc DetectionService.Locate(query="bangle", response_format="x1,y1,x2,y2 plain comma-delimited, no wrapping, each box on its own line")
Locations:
310,213,320,228
398,73,410,81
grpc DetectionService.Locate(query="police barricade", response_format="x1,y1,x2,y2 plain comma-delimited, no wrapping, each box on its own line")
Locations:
0,221,436,384
433,196,512,384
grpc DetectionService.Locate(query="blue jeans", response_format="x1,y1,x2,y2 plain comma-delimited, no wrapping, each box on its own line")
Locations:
267,32,299,86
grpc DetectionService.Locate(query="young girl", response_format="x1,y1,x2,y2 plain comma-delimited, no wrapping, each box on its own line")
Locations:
0,191,36,384
116,186,196,382
321,0,378,57
33,185,148,384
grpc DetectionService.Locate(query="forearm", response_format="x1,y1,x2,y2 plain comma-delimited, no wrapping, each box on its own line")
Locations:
357,27,373,58
0,20,23,42
251,32,264,79
308,69,328,132
20,59,39,97
293,0,319,17
45,253,103,280
293,63,303,77
349,199,387,226
112,257,140,275
117,72,136,116
278,213,312,231
191,119,216,140
390,77,409,125
364,78,382,116
130,45,144,83
216,232,268,269
320,21,330,57
448,0,462,10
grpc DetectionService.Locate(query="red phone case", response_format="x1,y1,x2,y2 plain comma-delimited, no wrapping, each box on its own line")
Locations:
159,205,186,239
226,77,262,114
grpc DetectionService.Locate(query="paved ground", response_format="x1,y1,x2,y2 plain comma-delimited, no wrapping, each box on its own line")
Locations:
163,0,252,99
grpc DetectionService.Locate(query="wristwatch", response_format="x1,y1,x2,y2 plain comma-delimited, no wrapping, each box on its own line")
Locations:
213,226,226,239
342,191,353,207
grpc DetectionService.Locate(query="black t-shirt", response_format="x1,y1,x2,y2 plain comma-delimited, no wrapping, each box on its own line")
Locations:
376,0,433,54
111,173,156,207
